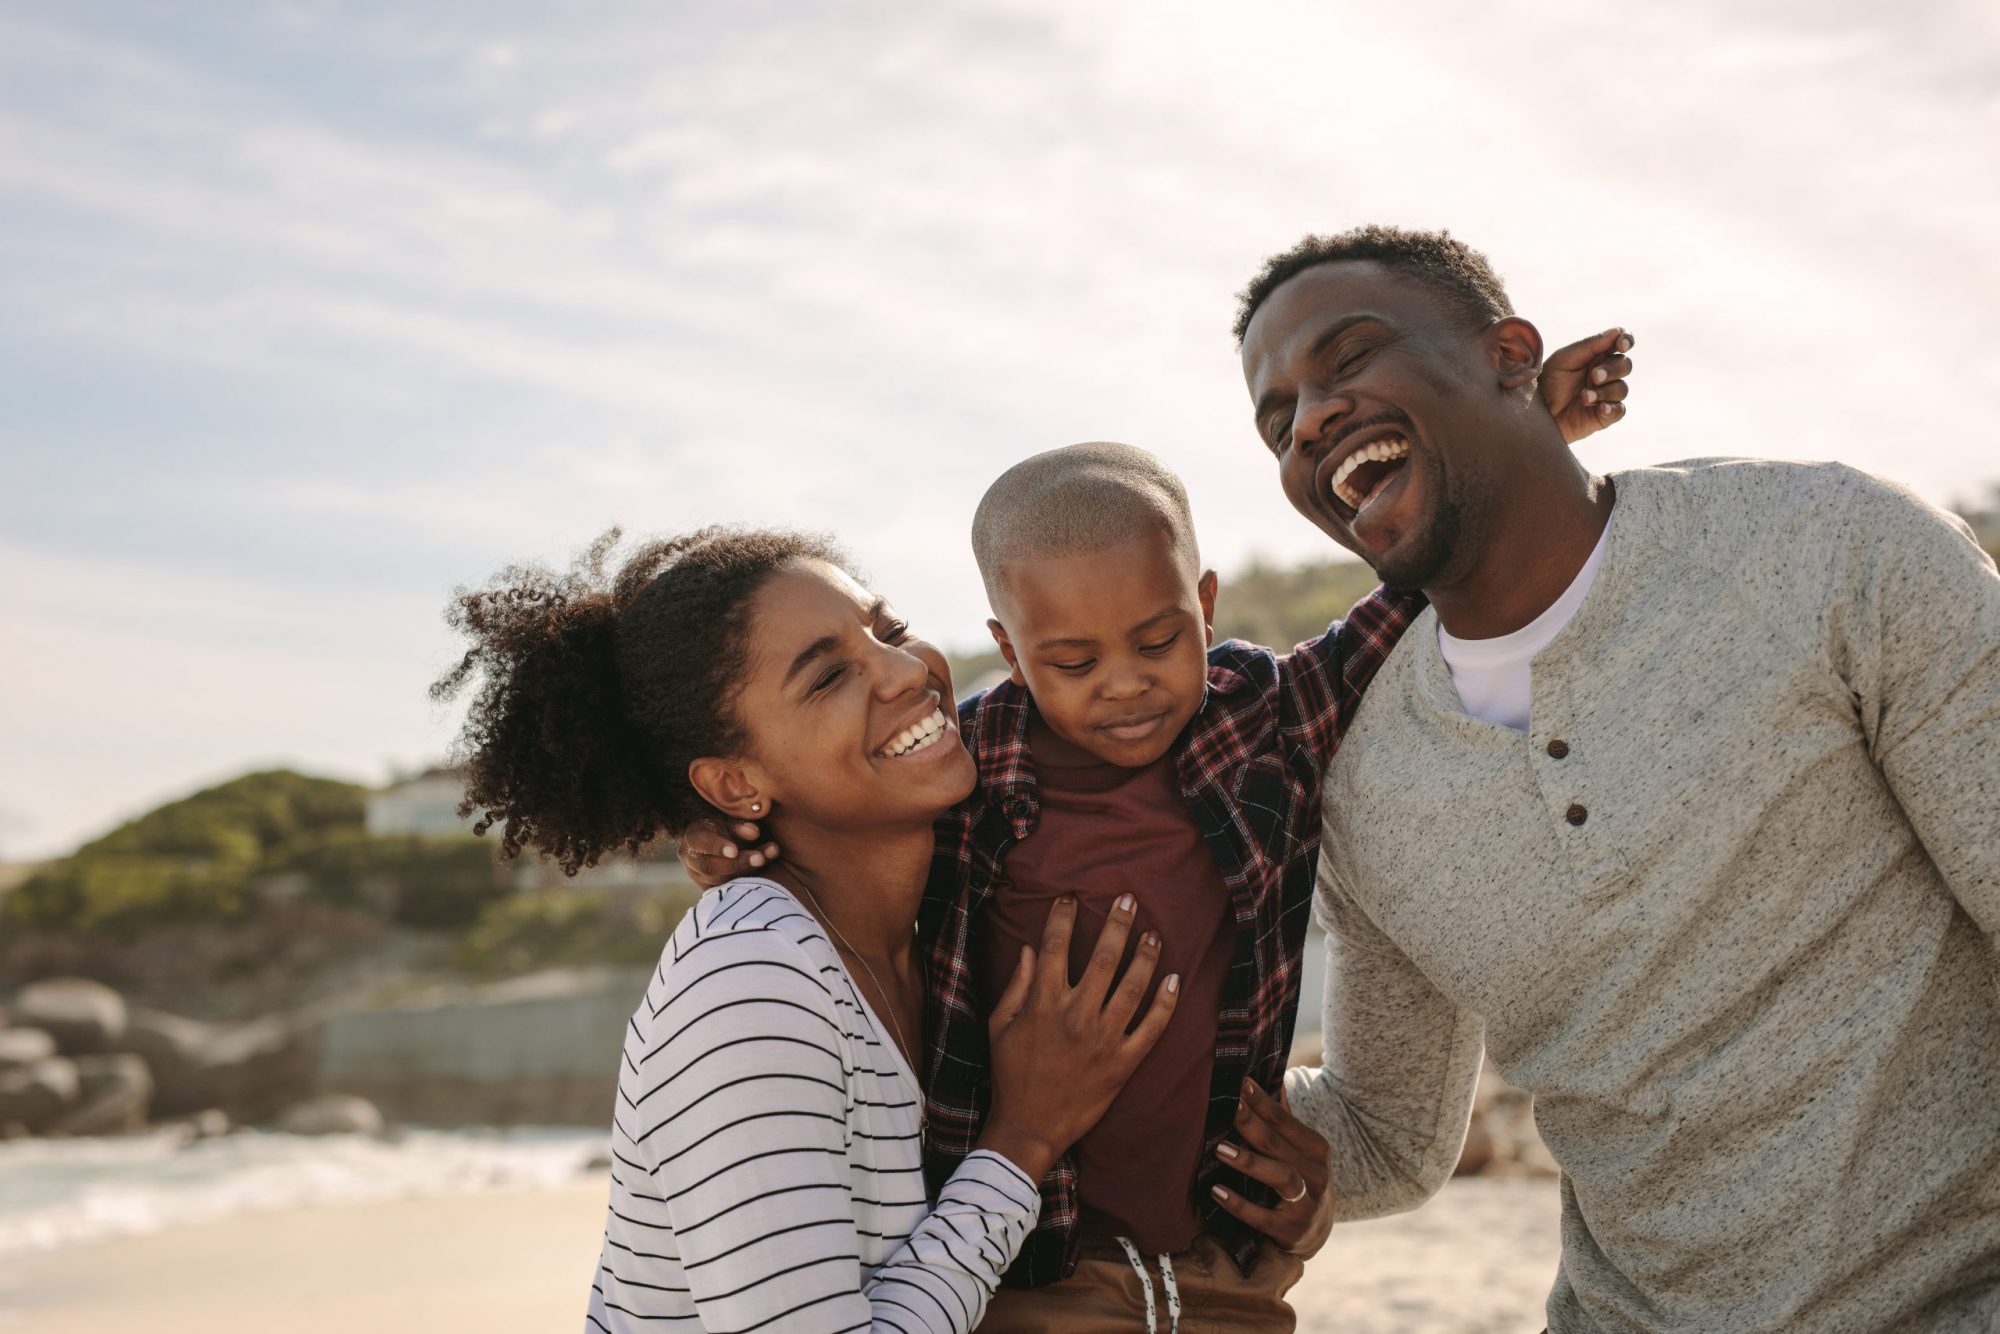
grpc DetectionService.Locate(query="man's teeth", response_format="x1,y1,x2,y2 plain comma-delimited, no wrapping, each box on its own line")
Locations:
1330,436,1411,510
881,708,949,758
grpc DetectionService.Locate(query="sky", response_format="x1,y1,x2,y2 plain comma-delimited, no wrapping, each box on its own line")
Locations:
2,0,1996,860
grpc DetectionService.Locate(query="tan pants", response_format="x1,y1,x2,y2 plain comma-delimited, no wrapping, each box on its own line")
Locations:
978,1233,1305,1333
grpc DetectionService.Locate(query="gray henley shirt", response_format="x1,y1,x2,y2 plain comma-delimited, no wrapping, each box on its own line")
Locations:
1288,459,2000,1332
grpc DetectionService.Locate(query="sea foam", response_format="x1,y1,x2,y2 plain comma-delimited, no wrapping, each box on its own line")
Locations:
0,1126,608,1260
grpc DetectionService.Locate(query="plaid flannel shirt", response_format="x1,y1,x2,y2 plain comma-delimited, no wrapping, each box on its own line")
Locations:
916,585,1424,1288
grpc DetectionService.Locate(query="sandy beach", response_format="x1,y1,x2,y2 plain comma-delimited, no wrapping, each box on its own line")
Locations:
0,1175,1560,1332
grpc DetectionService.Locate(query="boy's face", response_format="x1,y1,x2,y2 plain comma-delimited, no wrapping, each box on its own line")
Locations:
986,527,1217,768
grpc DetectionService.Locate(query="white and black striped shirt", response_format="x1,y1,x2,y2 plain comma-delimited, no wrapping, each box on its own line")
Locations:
585,878,1039,1334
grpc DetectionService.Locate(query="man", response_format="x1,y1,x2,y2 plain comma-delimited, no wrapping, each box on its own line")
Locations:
1236,225,2000,1331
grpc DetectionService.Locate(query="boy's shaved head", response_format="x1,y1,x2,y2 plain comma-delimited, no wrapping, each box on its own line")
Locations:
972,442,1200,602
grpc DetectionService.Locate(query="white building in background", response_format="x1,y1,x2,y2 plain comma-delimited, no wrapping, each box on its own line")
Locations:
365,767,473,838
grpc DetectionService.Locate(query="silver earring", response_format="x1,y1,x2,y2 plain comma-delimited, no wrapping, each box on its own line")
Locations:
750,801,762,813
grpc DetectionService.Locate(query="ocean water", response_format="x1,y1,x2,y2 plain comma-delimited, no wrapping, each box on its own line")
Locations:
0,1126,609,1261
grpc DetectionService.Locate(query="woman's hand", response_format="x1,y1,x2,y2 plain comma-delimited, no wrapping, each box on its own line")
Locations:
1210,1077,1336,1257
1541,327,1635,444
675,817,781,891
977,894,1181,1184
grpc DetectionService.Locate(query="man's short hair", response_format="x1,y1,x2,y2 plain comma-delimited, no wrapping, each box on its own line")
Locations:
1231,225,1513,346
971,442,1199,604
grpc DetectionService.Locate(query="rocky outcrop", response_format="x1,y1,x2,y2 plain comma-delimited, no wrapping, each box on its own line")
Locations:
14,978,127,1055
127,1008,320,1122
51,1053,152,1135
0,981,323,1136
0,1056,81,1132
0,1027,57,1071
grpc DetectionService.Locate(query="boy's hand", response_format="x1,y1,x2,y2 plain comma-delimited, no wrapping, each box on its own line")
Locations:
1541,327,1635,444
675,817,781,891
1210,1077,1336,1257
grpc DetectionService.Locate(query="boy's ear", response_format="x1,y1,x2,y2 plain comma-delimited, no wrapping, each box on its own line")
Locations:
1485,316,1545,393
987,618,1028,687
688,756,767,822
1197,570,1219,647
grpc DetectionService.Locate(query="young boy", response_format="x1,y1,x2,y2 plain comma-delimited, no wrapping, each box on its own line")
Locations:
681,335,1633,1329
925,441,1413,1329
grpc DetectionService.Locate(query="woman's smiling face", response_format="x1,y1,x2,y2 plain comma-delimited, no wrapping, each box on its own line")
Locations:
720,560,975,832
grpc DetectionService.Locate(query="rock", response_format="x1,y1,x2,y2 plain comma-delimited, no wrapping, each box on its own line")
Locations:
125,1009,319,1122
14,979,127,1056
277,1094,384,1136
1455,1112,1495,1176
49,1054,153,1136
0,1028,58,1071
119,1008,216,1114
187,1107,233,1139
161,1107,233,1144
0,1057,81,1132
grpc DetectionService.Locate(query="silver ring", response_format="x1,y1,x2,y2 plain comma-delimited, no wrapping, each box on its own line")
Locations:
1281,1179,1309,1204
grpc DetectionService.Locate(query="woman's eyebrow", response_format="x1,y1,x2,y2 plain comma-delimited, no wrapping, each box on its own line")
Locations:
783,633,842,688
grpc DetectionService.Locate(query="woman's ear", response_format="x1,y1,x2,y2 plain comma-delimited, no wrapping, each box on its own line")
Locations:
688,757,768,821
1485,316,1545,393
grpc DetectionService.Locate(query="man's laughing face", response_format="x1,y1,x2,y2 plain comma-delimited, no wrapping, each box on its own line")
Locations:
1239,261,1503,591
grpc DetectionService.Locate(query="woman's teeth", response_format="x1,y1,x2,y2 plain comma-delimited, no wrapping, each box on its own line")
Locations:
881,708,949,758
1330,436,1411,510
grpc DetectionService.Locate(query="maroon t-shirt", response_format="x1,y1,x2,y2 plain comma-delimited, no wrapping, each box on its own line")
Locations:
973,748,1236,1255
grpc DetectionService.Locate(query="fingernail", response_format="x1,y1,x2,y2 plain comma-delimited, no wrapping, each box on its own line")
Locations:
1216,1142,1239,1160
1116,893,1134,914
1165,974,1180,994
1581,389,1597,405
721,845,737,858
748,853,764,868
1591,367,1608,385
1212,1185,1231,1202
1617,335,1632,351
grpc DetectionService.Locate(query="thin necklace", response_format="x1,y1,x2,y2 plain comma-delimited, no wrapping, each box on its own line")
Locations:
793,881,924,1120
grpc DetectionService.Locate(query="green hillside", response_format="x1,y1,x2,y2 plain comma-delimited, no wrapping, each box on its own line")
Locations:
4,770,369,932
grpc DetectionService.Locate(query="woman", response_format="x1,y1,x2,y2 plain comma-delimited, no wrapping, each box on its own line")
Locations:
435,527,1180,1334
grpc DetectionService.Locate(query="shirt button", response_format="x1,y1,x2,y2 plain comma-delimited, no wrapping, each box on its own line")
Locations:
1566,804,1588,826
1546,739,1570,759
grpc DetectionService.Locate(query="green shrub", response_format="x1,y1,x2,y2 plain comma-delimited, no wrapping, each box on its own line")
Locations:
454,885,703,978
273,830,507,928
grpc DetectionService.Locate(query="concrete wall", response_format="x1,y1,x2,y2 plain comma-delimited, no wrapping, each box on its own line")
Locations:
317,967,651,1127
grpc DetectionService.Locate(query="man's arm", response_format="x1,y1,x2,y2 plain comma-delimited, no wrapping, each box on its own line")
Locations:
1832,474,2000,937
1283,855,1483,1221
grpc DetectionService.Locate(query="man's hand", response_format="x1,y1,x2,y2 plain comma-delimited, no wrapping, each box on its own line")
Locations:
1210,1077,1336,1257
675,817,780,891
1542,327,1635,445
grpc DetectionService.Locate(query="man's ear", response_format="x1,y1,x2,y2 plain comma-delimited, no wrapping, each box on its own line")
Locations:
1485,316,1545,393
987,618,1028,687
688,756,768,822
1197,569,1219,647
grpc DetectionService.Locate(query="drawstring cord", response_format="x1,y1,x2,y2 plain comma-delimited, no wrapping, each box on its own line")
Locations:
1114,1237,1182,1334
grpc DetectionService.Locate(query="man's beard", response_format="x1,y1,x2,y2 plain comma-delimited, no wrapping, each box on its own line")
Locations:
1369,450,1464,593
